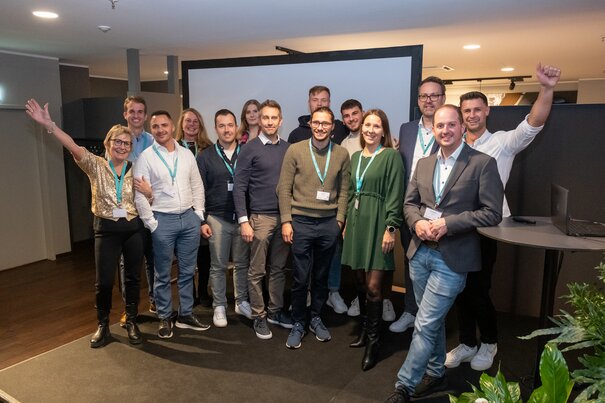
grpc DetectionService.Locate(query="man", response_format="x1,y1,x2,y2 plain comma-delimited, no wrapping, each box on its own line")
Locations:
445,63,562,371
134,110,210,339
389,77,445,333
197,109,251,328
386,105,503,402
118,96,156,329
233,100,292,340
278,106,350,348
287,85,349,145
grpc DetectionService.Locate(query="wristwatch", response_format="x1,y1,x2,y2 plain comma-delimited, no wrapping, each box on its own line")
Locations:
387,225,396,233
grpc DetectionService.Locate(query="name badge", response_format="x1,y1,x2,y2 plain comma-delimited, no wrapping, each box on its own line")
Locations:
112,208,127,218
227,182,234,192
316,190,330,201
354,198,359,210
423,207,443,220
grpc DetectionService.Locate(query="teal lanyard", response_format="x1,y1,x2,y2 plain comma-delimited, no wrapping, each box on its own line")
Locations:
215,143,240,177
417,126,435,155
153,145,178,185
355,145,382,192
108,160,127,204
309,139,332,186
180,140,198,157
433,159,449,206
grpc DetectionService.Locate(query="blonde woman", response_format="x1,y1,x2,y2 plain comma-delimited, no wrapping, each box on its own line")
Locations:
175,107,212,157
236,99,261,144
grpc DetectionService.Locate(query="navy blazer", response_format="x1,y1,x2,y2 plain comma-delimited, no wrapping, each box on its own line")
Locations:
404,144,503,273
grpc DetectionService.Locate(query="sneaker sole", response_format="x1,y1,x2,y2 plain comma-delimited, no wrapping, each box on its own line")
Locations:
175,322,211,331
158,331,173,339
267,318,293,329
213,319,228,328
445,355,475,368
255,331,273,340
310,328,331,342
389,322,414,333
286,341,302,349
326,300,347,314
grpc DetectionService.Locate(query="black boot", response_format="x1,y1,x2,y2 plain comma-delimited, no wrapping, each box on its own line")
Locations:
90,310,110,348
125,303,142,345
362,300,382,371
350,316,367,348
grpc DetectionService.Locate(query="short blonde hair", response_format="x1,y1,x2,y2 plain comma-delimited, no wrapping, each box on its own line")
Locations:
103,124,134,157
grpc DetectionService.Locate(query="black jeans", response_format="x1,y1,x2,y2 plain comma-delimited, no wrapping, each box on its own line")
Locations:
94,217,144,313
455,235,498,346
290,215,340,324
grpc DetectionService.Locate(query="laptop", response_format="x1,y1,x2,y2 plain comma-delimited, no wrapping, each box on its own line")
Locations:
551,183,605,237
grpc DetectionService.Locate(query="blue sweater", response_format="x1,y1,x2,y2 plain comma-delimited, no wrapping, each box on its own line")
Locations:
233,137,290,219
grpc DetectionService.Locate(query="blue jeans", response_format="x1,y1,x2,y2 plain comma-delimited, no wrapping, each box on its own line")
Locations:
151,209,201,320
327,236,343,291
207,215,250,307
395,244,467,393
290,215,340,324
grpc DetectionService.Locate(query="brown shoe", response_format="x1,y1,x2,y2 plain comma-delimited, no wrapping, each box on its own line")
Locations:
119,311,127,328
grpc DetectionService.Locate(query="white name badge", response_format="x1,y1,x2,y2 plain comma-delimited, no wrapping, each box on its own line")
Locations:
112,208,127,218
423,207,443,220
354,198,359,210
316,190,330,201
227,182,234,192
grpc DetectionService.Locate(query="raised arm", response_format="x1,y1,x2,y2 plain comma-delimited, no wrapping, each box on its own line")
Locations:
527,63,561,127
25,99,85,161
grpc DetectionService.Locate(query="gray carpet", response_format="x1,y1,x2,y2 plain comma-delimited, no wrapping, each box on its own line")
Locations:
0,304,538,403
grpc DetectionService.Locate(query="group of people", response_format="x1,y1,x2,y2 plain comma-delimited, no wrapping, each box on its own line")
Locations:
25,61,561,402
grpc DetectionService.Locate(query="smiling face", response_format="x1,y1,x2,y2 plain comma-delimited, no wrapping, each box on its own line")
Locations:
181,111,201,141
418,82,445,120
310,110,334,144
245,103,259,126
108,132,132,163
259,106,282,138
460,98,490,135
433,106,465,156
215,113,237,146
123,101,147,133
361,114,384,149
150,114,175,147
342,106,362,133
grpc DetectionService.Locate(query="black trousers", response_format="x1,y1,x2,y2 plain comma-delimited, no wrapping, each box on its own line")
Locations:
455,235,498,346
94,217,144,313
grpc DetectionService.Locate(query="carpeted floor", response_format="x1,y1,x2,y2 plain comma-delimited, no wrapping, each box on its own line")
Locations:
0,299,540,403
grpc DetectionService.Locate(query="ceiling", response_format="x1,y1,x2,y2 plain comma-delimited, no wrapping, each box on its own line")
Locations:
2,0,604,84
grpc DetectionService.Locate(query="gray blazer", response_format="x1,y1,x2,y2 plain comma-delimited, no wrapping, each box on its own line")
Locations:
404,143,503,273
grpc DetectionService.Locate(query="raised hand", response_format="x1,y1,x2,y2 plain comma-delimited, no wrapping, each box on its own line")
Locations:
25,99,53,130
536,63,561,89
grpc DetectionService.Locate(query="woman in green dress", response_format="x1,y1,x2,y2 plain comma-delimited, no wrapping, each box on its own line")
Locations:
342,109,405,371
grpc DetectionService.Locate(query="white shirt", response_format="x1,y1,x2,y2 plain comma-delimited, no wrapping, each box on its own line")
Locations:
434,141,465,206
467,116,543,216
340,131,362,157
134,139,205,232
411,118,436,183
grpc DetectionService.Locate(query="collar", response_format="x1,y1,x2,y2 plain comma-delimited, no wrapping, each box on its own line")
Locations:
418,116,433,132
437,141,465,162
153,138,178,152
259,133,280,145
466,129,492,147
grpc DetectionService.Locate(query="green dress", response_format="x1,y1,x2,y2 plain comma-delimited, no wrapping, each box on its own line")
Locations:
341,147,405,271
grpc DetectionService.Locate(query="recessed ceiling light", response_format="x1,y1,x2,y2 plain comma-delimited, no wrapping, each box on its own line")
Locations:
97,25,111,33
463,44,481,50
163,71,169,75
501,67,515,72
33,10,58,19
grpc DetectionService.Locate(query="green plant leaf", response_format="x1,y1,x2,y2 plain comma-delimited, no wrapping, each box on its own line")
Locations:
528,344,574,403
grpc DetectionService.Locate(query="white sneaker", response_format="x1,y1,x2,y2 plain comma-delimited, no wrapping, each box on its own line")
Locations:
235,301,252,320
470,343,498,371
389,312,415,333
445,344,478,368
347,296,360,317
382,299,396,321
326,291,348,314
213,306,228,328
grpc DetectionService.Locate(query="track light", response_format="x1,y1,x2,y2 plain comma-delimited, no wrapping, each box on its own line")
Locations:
509,80,516,90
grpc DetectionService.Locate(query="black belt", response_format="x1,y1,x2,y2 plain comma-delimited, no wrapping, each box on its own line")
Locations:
423,241,439,250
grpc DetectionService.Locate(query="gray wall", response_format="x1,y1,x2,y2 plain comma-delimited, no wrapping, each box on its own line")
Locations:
0,52,71,270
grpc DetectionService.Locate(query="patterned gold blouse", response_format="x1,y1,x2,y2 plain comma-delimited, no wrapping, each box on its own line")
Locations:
75,148,138,221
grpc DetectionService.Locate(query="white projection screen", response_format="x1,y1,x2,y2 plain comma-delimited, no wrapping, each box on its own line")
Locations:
183,46,423,142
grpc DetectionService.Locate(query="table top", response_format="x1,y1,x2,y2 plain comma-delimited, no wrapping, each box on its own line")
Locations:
478,217,605,252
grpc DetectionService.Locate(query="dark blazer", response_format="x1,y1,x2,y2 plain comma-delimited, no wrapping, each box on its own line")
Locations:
404,143,503,273
399,119,439,249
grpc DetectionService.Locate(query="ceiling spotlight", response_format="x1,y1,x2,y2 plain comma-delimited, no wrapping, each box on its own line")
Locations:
97,25,111,33
501,67,515,72
463,44,481,50
163,71,169,75
509,79,516,90
33,11,59,19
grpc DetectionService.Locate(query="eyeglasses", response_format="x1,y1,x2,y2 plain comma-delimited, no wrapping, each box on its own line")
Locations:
418,93,444,102
310,121,333,129
111,139,132,147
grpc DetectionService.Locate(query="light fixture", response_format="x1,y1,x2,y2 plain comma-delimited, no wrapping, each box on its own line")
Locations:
463,44,481,50
442,75,531,87
501,67,515,72
163,71,169,75
509,80,516,90
33,10,58,19
97,25,111,33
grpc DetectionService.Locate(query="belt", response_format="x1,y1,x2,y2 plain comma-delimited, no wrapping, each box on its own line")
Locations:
423,241,439,250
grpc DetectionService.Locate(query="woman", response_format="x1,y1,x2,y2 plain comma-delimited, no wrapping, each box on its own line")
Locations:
176,108,213,306
236,99,261,144
341,109,405,371
25,99,145,348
